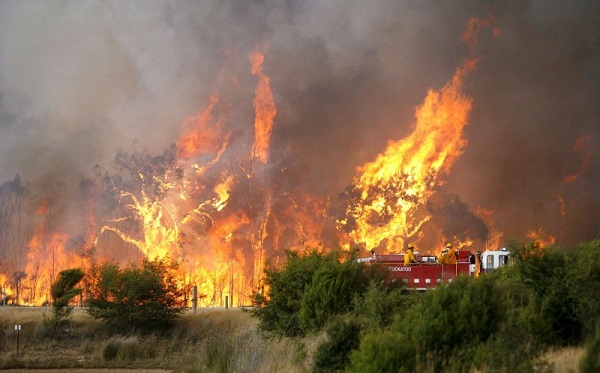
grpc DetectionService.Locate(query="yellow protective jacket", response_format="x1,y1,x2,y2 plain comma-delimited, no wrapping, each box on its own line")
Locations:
439,248,457,265
404,250,415,265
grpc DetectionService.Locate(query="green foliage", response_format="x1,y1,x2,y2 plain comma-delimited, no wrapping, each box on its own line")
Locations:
485,320,550,372
580,321,600,373
349,276,503,372
398,276,503,371
351,282,414,330
252,239,600,371
512,243,581,344
252,248,339,337
43,268,84,338
86,258,185,333
567,240,600,339
348,329,415,373
299,259,368,332
483,283,548,372
312,316,362,373
292,341,308,365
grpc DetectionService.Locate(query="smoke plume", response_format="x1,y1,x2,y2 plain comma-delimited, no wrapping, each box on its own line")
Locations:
1,0,599,264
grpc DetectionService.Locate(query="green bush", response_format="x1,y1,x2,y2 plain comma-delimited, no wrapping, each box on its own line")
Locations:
580,321,600,373
299,259,367,332
43,268,84,338
508,242,583,345
351,282,413,330
252,248,339,337
394,276,504,371
483,283,547,372
348,276,504,372
348,329,415,373
87,258,185,333
312,316,362,373
567,240,600,339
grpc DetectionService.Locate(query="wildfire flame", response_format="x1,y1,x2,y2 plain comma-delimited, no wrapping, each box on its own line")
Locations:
340,13,497,253
0,15,514,307
88,48,280,307
527,227,556,248
12,197,85,305
250,46,277,163
177,95,227,160
564,135,590,184
341,61,474,251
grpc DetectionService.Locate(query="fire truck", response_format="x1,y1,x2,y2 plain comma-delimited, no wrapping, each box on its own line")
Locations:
357,248,510,290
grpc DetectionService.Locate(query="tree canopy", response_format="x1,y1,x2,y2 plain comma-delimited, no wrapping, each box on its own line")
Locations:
86,258,185,333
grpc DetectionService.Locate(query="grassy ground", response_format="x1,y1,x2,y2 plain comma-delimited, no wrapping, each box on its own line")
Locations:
0,306,585,372
0,306,313,372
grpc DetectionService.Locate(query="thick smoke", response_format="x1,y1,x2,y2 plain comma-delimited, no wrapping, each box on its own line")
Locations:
0,0,599,250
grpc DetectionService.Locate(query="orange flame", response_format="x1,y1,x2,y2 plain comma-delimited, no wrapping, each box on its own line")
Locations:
564,135,590,184
98,190,179,261
3,17,509,307
527,227,556,248
7,197,85,305
341,15,498,253
474,207,504,250
0,273,12,298
344,61,474,250
177,95,227,159
35,196,52,215
250,47,277,163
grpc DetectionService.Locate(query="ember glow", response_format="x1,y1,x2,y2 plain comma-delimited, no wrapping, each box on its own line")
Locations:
0,2,599,306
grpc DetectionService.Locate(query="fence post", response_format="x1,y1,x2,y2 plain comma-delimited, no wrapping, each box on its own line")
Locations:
15,324,21,357
192,286,198,314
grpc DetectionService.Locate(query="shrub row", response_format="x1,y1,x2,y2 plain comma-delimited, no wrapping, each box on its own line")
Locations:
253,240,600,372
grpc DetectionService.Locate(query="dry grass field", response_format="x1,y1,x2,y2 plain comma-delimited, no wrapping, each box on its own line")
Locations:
3,370,171,373
0,306,585,372
0,306,314,372
541,347,585,373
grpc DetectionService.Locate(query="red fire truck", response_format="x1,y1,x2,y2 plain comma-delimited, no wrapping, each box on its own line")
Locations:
357,249,510,290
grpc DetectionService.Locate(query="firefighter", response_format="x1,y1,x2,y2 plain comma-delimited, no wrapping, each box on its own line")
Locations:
439,242,457,265
404,244,416,265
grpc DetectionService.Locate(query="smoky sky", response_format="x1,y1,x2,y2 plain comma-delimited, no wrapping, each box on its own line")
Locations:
0,0,599,247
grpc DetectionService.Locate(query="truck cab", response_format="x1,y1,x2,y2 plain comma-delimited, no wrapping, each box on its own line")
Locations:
479,249,510,274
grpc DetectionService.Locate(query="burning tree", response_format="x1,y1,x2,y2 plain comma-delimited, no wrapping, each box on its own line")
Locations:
84,47,334,307
0,16,507,308
0,175,27,303
338,16,499,254
94,144,185,262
